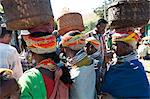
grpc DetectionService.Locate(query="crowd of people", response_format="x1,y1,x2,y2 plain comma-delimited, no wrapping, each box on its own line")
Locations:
0,6,150,99
0,17,150,99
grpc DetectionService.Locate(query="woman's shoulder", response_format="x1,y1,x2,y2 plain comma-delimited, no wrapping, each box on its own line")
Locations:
18,68,42,84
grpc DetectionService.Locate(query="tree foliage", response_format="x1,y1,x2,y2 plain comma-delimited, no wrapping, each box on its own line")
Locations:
93,6,104,18
93,0,113,18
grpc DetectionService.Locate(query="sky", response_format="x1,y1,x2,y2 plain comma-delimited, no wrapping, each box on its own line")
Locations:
51,0,104,19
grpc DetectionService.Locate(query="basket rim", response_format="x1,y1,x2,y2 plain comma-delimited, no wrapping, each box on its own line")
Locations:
58,25,85,35
5,14,53,22
6,17,54,30
57,12,82,20
107,0,150,9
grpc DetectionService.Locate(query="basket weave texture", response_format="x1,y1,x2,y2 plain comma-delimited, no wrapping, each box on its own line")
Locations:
57,12,85,35
1,0,54,30
108,0,150,28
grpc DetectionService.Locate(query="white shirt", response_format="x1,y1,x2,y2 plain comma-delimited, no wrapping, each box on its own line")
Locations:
0,43,23,79
138,44,149,57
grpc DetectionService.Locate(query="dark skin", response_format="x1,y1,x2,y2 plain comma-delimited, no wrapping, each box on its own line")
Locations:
31,53,55,80
114,27,134,33
62,47,78,58
96,23,107,35
85,43,113,64
85,43,97,55
113,41,133,57
0,72,20,99
0,34,12,44
32,52,72,84
112,27,135,59
96,23,114,63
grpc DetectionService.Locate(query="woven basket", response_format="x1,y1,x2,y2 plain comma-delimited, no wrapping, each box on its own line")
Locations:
57,12,85,35
108,0,150,29
1,0,54,30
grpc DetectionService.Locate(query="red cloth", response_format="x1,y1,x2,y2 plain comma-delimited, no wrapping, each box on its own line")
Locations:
42,74,54,98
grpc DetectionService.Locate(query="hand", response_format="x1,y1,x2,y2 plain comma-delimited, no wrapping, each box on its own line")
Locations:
104,52,113,63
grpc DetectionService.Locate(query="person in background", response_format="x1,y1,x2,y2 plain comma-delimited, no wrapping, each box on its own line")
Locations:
19,30,36,72
0,26,23,80
87,19,108,39
61,31,96,99
52,30,62,55
85,18,113,66
85,37,103,95
18,25,72,99
85,19,113,96
101,27,150,98
0,68,20,99
138,37,150,60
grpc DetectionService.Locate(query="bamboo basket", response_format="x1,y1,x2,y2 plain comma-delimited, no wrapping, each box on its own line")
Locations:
108,0,150,29
1,0,54,30
57,12,85,35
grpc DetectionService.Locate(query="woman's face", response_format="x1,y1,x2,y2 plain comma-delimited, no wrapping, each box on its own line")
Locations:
85,43,97,55
113,41,133,56
97,23,107,34
62,47,77,58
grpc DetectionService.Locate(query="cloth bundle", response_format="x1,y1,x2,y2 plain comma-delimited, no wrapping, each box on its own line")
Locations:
86,37,101,50
61,31,85,51
112,31,140,49
23,34,57,54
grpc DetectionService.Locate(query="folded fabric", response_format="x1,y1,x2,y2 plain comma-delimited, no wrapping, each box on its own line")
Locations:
101,59,150,98
23,34,57,54
112,31,140,49
61,31,85,51
86,37,101,50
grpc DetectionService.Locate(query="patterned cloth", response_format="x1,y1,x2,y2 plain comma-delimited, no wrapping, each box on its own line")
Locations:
61,31,85,51
62,31,96,99
85,30,106,62
86,37,101,50
66,49,88,67
112,31,140,49
36,58,57,71
19,50,36,72
21,58,36,72
85,30,107,95
23,34,57,54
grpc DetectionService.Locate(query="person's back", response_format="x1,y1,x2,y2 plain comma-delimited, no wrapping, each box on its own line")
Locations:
138,43,148,59
0,27,23,79
138,39,150,60
18,29,72,99
0,43,17,68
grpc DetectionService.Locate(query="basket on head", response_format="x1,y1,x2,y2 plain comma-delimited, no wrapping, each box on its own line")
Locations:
1,0,54,30
57,12,85,35
108,0,150,29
